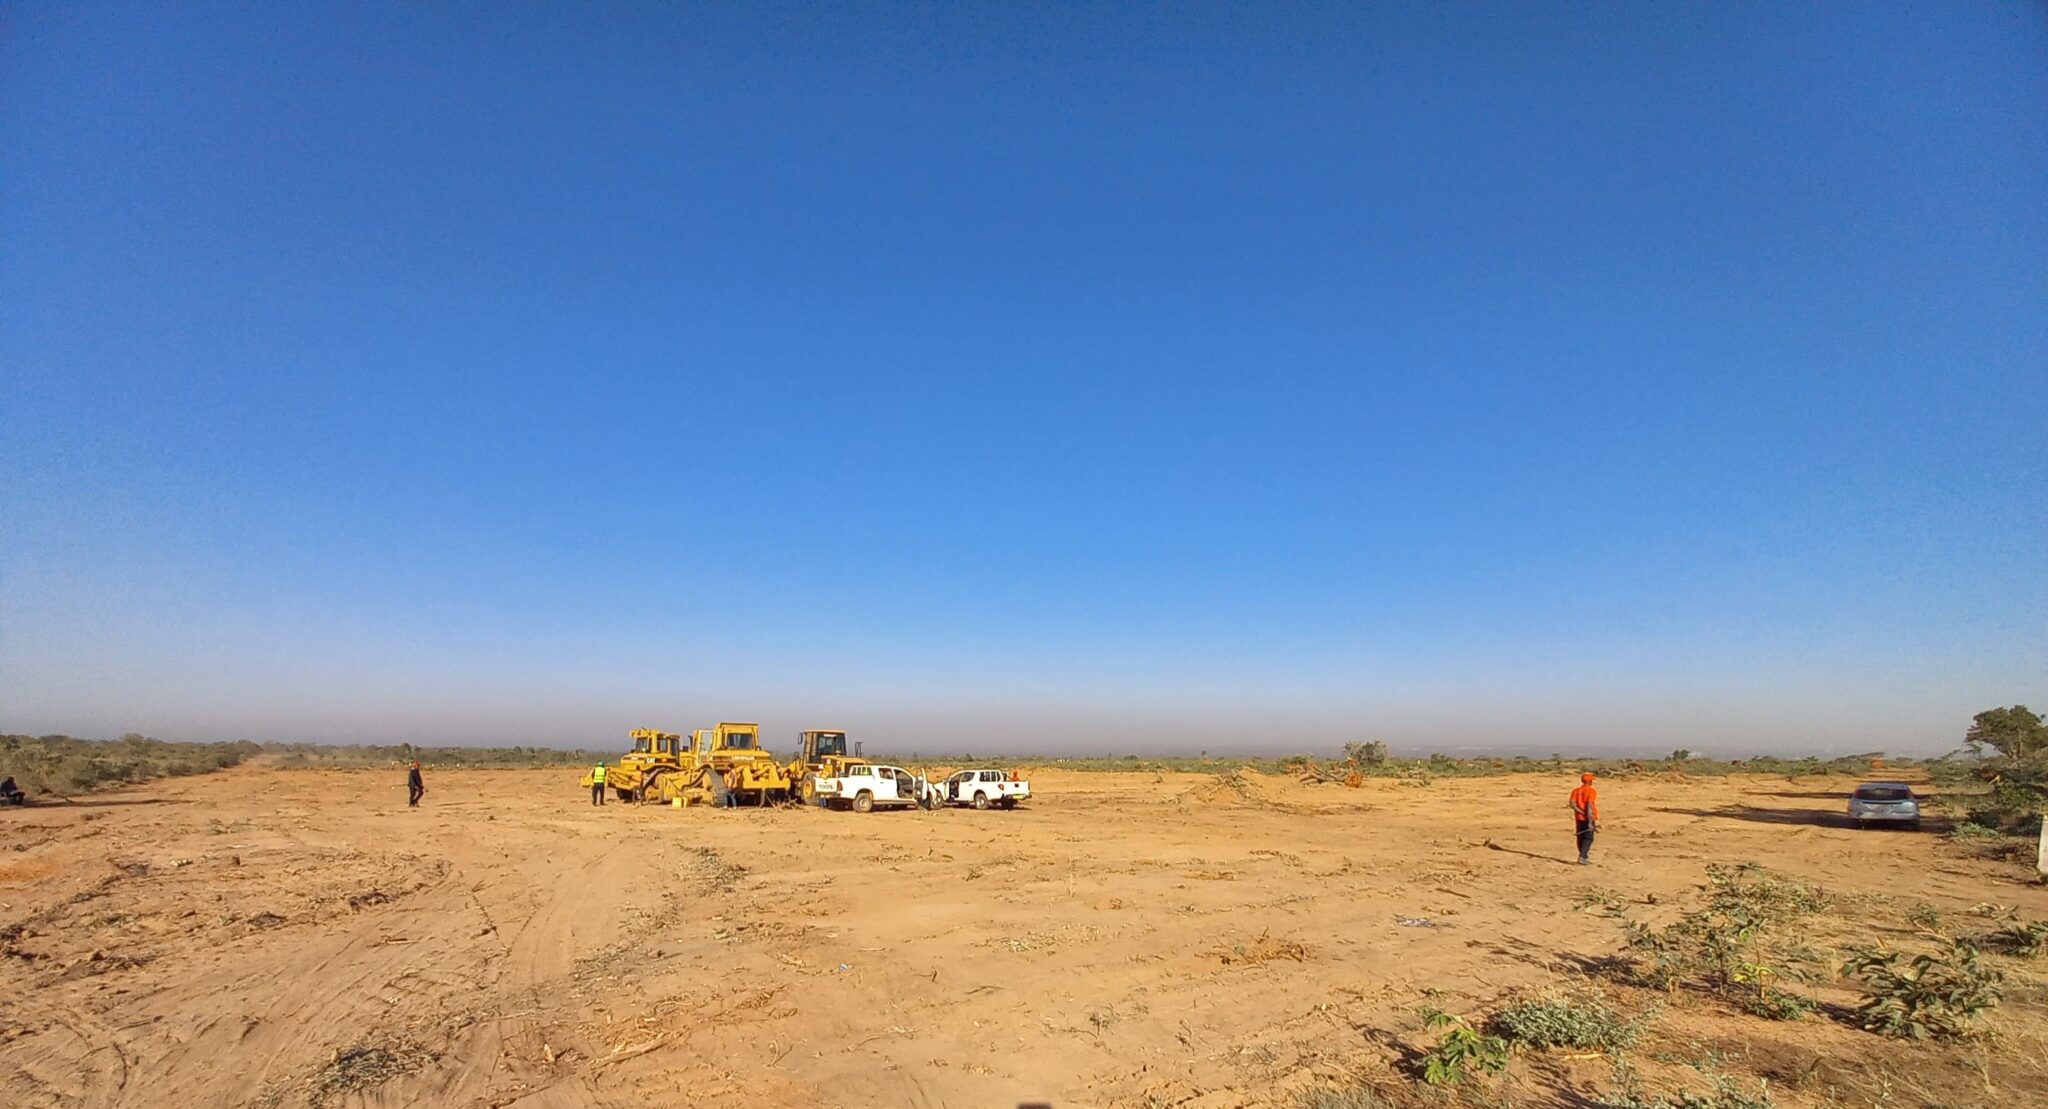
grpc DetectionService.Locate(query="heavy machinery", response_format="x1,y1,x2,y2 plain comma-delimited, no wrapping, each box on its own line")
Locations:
579,728,686,802
646,721,796,806
786,728,867,804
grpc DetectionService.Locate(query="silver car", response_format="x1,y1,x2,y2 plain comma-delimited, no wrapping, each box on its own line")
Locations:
1847,781,1921,829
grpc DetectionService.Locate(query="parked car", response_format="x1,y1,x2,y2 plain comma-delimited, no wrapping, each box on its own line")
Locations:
941,768,1031,810
1847,781,1921,829
810,763,938,813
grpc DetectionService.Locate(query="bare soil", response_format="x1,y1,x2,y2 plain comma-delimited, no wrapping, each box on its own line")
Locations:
3,765,2045,1108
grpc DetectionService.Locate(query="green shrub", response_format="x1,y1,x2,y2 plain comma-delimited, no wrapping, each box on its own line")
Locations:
1413,1008,1510,1086
1840,938,2003,1039
1617,864,1825,1019
265,743,611,768
1343,740,1389,766
0,734,261,796
1489,993,1650,1050
1735,988,1815,1021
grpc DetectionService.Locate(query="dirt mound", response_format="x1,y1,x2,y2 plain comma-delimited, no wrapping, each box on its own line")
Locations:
1180,767,1294,806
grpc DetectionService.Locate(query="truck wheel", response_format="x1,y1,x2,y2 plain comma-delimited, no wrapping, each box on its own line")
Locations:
972,792,990,810
853,791,874,814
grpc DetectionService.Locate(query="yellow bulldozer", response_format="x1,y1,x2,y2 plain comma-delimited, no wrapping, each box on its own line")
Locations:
786,728,866,804
580,728,688,803
640,721,796,807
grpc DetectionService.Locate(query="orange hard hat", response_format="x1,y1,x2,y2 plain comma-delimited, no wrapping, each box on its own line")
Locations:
1581,772,1595,783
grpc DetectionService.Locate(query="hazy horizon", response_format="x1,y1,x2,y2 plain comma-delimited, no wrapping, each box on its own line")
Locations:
4,7,2042,753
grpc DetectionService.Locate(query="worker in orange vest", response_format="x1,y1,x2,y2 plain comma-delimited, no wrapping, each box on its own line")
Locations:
1570,772,1600,865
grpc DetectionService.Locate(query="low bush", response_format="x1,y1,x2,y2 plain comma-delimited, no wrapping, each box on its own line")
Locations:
1602,1077,1775,1109
1617,864,1826,1020
1489,992,1651,1051
1601,1058,1775,1109
265,743,609,769
0,733,260,796
1978,920,2048,958
1840,938,2003,1039
1413,1008,1510,1086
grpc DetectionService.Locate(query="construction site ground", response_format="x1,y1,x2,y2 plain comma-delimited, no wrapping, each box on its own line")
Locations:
4,765,2045,1109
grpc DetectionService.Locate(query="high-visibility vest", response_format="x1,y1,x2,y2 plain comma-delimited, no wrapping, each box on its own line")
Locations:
593,765,607,784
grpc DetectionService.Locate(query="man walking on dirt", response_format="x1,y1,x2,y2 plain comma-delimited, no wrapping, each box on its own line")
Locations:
591,761,607,806
407,761,425,808
1570,772,1599,864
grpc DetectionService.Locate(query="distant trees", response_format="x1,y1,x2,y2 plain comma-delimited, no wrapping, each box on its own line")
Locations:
1345,740,1390,766
1670,749,1692,762
0,734,259,796
1966,706,2047,763
1960,706,2047,832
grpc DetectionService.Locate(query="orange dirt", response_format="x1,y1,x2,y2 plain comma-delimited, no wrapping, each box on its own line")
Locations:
2,765,2044,1108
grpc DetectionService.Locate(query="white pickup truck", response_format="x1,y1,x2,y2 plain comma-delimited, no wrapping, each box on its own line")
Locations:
940,768,1030,810
811,763,940,813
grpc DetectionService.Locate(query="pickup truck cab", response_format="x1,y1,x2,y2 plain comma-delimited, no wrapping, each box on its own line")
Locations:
811,763,936,813
942,768,1031,810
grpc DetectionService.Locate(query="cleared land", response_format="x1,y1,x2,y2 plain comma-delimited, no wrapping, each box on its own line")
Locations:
3,765,2045,1108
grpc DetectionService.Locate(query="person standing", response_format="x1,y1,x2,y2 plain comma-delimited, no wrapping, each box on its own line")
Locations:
591,761,607,806
1570,771,1599,864
407,761,425,808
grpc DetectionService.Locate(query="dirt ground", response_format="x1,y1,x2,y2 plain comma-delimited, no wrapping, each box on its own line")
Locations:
4,765,2046,1109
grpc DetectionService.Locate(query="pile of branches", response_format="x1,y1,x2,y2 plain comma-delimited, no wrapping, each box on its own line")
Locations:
1294,758,1364,788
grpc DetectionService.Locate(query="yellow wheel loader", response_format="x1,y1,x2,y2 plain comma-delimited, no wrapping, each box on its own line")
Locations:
785,729,867,805
580,729,687,803
645,722,795,807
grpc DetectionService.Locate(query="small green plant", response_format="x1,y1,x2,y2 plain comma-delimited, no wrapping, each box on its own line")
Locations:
1978,919,2048,957
1489,992,1651,1050
1617,864,1825,1019
1413,1008,1510,1086
1735,987,1815,1021
1841,938,2003,1039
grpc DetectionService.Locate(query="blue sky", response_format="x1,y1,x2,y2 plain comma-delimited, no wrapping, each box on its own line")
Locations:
3,4,2043,755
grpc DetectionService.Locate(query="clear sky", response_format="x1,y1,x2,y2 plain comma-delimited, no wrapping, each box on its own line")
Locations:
3,4,2042,756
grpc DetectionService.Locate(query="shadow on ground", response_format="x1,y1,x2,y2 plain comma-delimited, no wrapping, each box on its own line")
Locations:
1481,840,1578,865
36,797,193,809
1650,805,1936,832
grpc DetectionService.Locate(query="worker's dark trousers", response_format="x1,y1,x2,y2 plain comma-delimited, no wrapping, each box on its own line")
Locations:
591,784,605,806
1576,821,1595,863
408,786,423,807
